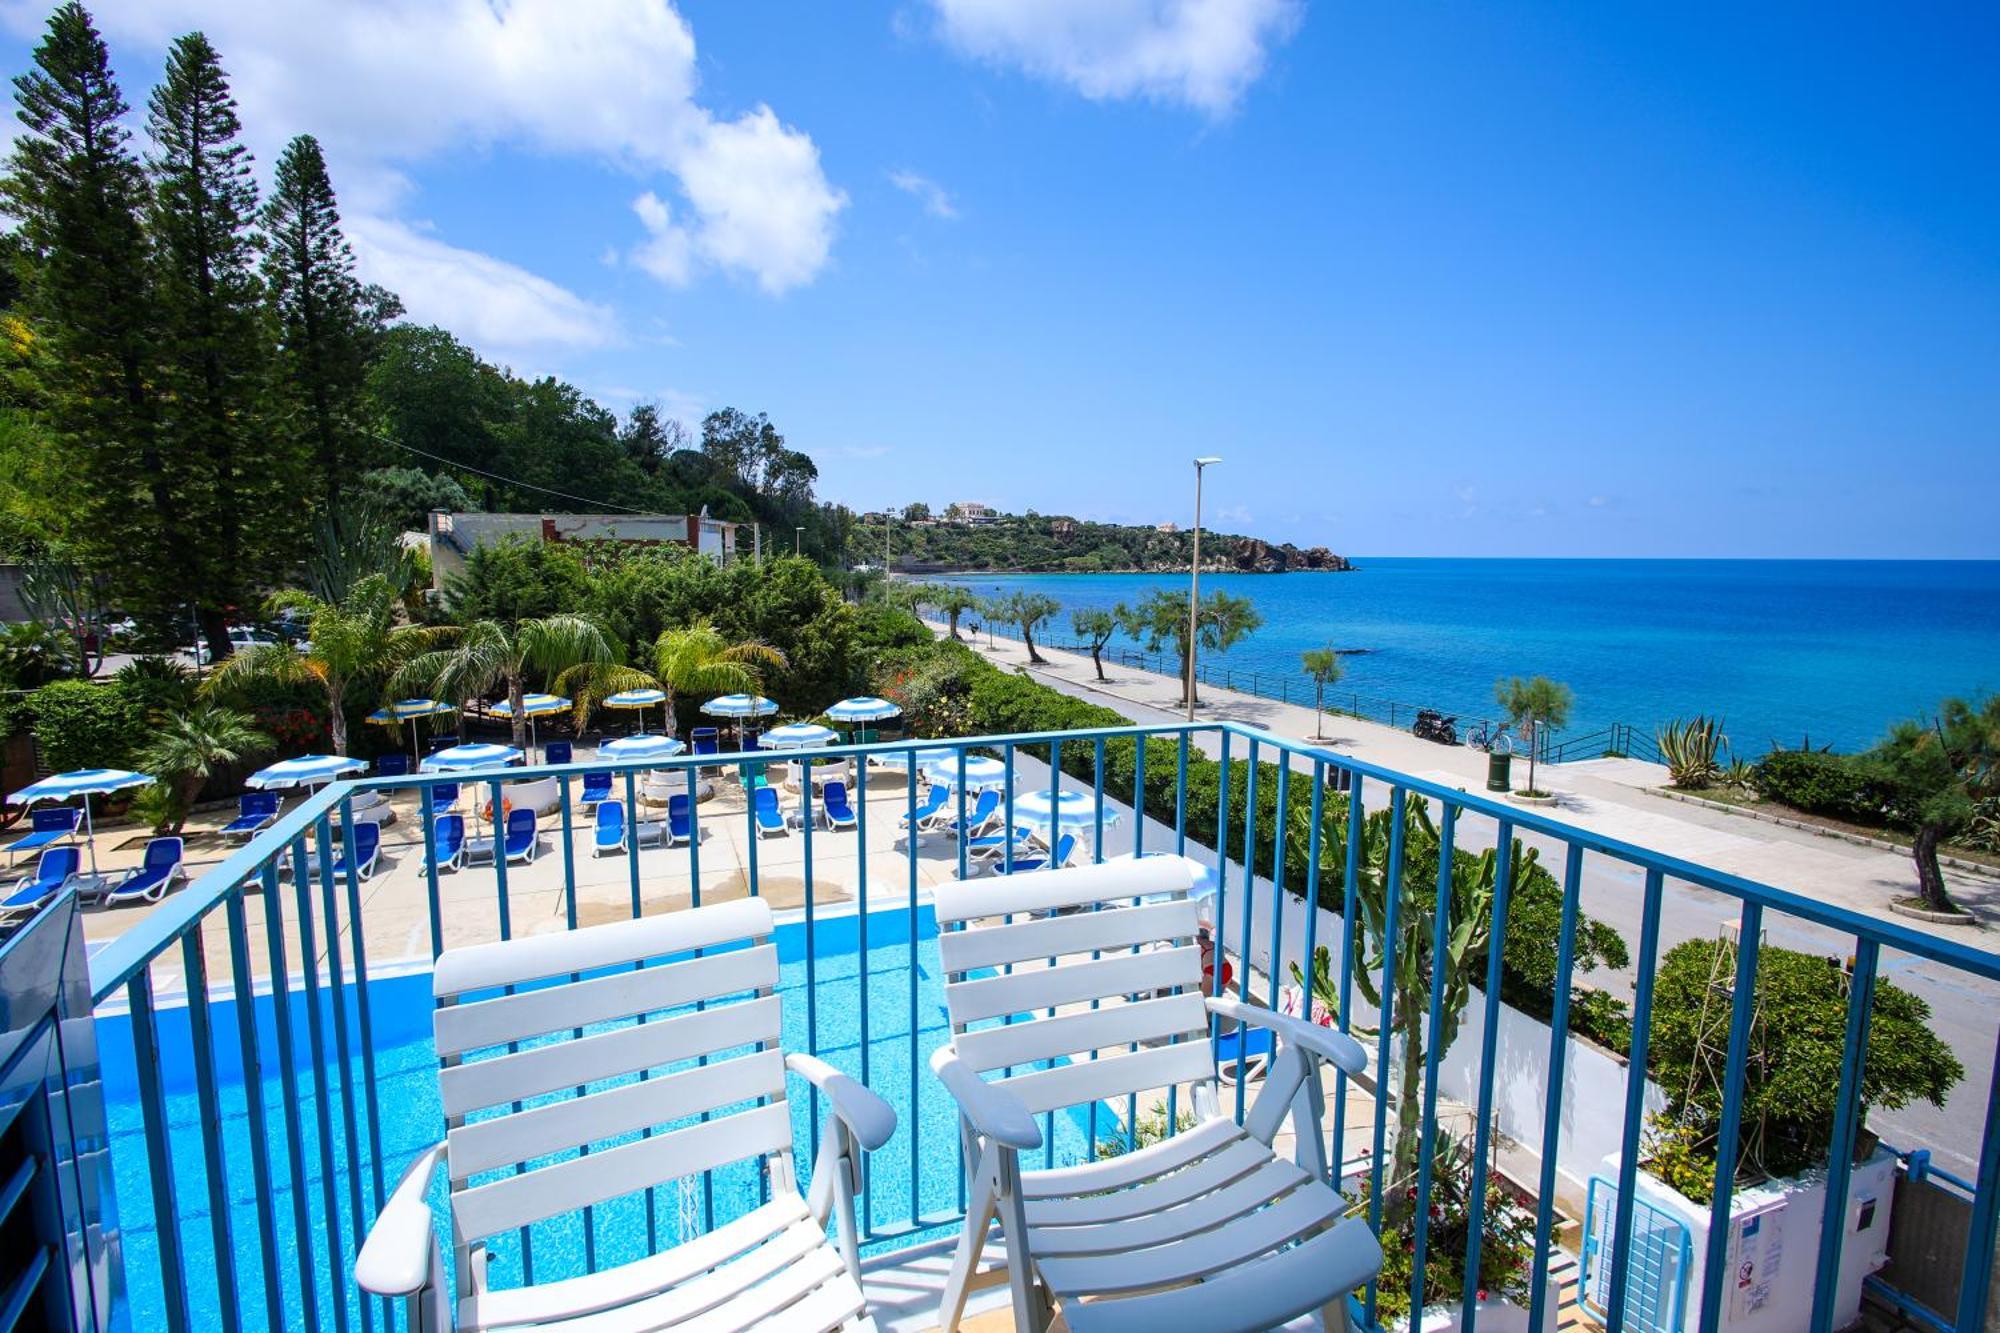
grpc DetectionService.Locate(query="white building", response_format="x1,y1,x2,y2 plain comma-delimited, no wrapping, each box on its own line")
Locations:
427,510,742,590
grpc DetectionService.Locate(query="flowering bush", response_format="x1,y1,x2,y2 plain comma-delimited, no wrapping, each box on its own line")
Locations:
1357,1131,1536,1324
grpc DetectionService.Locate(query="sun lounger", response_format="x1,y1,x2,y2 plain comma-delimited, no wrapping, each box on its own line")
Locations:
375,754,409,778
4,807,79,865
666,794,693,847
502,808,537,863
821,780,858,830
331,823,382,880
577,771,613,809
423,814,466,873
753,786,788,838
897,784,949,831
220,792,280,840
989,832,1077,875
1,847,81,920
100,837,185,906
542,740,572,766
940,789,1001,837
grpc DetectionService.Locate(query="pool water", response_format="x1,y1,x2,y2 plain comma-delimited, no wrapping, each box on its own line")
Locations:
98,905,1109,1333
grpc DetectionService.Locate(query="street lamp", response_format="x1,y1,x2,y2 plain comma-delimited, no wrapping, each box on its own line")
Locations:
795,526,804,556
1187,456,1221,721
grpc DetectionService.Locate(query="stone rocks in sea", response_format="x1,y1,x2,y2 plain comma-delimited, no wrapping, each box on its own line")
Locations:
1223,538,1354,572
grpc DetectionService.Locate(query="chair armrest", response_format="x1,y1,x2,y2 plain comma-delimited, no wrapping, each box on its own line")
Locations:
355,1141,446,1297
928,1048,1042,1151
1207,996,1368,1077
786,1052,897,1152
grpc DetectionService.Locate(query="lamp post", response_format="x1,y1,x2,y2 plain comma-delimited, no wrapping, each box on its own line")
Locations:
795,526,804,556
1187,456,1221,721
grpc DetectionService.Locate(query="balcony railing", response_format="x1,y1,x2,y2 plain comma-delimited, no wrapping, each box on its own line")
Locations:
78,722,2000,1332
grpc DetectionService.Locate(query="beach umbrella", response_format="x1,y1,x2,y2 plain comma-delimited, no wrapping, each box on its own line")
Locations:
246,754,367,790
759,723,839,750
420,743,525,774
366,698,456,766
871,746,958,772
597,734,685,763
924,754,1009,789
700,694,779,718
603,687,667,734
488,693,570,761
8,768,151,874
1011,789,1118,830
826,696,900,722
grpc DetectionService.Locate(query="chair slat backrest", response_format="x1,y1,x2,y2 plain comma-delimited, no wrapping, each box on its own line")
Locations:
937,858,1212,1119
432,898,787,1268
32,808,77,834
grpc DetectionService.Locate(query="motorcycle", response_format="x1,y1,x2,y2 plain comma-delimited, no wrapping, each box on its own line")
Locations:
1412,709,1458,746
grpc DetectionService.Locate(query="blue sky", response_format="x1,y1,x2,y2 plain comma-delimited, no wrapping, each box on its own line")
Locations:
4,1,1997,558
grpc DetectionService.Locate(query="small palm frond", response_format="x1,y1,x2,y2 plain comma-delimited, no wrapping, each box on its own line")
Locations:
518,614,616,681
553,662,662,730
202,641,310,698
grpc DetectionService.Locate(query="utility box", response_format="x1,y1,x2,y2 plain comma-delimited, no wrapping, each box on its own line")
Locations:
1590,1151,1896,1332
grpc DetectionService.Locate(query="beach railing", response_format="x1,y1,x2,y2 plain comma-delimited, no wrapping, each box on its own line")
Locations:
72,722,2000,1332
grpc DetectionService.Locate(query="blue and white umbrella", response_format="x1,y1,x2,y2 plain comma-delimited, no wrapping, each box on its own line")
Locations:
825,696,900,723
8,768,152,873
246,754,367,790
603,688,668,734
872,746,958,772
366,698,456,764
597,734,686,763
924,754,1008,788
420,743,525,774
701,694,779,719
760,723,839,750
489,694,570,761
1011,789,1117,830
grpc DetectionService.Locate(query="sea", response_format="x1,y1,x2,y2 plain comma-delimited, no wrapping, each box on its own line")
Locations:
941,560,2000,758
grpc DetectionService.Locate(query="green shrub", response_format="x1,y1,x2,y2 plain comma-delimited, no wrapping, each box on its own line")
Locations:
1647,938,1961,1197
28,679,147,772
1751,748,1902,825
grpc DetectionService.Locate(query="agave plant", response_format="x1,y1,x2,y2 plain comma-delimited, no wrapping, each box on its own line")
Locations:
1722,758,1757,792
1658,715,1727,789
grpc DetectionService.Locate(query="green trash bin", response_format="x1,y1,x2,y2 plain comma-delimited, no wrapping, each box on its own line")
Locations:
1486,750,1513,792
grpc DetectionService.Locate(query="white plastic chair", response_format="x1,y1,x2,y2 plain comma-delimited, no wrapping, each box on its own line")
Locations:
355,898,896,1332
929,857,1382,1333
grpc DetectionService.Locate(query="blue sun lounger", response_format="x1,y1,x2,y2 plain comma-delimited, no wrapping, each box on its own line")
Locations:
220,792,281,841
2,846,81,919
821,780,857,830
666,795,693,847
991,832,1078,876
502,808,538,864
752,786,788,838
101,837,185,906
4,807,79,866
423,814,466,873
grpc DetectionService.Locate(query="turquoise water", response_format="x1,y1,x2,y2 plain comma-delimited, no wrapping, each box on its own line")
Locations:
99,907,1107,1333
949,559,2000,755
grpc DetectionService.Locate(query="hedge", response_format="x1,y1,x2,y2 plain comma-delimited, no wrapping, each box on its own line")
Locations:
880,639,1632,1045
1751,748,1915,827
27,679,148,773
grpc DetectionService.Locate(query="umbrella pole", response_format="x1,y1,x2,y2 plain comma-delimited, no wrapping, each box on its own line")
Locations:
83,793,98,874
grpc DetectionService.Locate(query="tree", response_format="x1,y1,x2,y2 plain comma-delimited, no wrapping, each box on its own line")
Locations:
395,614,618,751
1496,675,1573,796
357,465,470,531
261,133,398,512
902,501,931,522
205,574,446,755
989,591,1061,665
934,585,979,640
366,325,509,500
2,4,178,629
1865,695,2000,914
1072,608,1117,681
1301,645,1342,740
136,703,269,832
619,402,686,476
652,620,787,738
19,543,108,677
1116,588,1263,706
147,32,279,663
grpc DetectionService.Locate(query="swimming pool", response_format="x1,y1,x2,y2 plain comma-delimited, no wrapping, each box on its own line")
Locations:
97,904,1109,1333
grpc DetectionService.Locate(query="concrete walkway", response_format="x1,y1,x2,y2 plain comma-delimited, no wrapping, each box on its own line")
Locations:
938,620,2000,943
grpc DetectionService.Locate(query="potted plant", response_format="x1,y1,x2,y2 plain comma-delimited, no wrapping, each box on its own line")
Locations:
1495,675,1572,803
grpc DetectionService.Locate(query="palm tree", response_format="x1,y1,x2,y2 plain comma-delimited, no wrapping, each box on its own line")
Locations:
1301,646,1342,741
137,705,271,833
653,620,787,738
205,575,447,755
395,615,618,751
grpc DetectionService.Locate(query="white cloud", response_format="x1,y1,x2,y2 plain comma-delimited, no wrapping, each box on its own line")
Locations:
889,169,960,220
6,0,846,327
927,0,1303,115
346,215,615,355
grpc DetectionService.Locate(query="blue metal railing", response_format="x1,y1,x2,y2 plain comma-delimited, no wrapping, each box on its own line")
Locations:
76,722,2000,1332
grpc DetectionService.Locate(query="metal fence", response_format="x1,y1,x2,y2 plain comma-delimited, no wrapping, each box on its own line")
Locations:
77,722,2000,1333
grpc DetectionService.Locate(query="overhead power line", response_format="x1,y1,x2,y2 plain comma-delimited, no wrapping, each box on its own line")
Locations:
377,435,677,518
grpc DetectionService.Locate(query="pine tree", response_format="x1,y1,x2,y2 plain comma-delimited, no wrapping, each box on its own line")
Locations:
261,133,390,513
1,3,181,617
147,31,278,661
